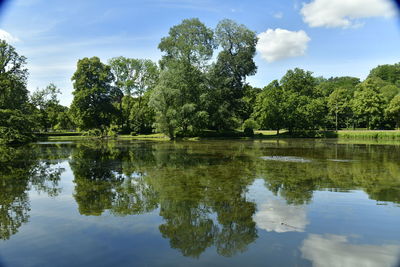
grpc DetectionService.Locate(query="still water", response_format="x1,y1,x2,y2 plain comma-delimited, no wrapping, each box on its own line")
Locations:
0,139,400,267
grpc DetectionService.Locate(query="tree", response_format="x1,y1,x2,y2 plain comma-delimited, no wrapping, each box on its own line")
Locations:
158,18,214,68
386,95,400,129
279,68,327,132
151,18,214,138
0,40,29,111
327,87,352,130
69,57,121,130
0,109,36,144
206,19,258,130
30,83,63,131
280,68,318,97
0,40,35,143
352,78,386,129
109,57,158,132
253,80,284,134
380,84,400,103
316,76,360,96
368,63,400,87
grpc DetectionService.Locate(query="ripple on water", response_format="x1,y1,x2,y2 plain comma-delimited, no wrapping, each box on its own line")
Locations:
260,156,312,163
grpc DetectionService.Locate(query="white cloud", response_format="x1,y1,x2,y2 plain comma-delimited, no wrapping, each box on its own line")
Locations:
0,29,20,43
301,234,400,267
256,28,310,62
273,12,283,19
253,199,309,233
301,0,396,28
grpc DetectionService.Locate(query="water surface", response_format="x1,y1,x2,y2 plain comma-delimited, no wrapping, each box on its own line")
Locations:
0,139,399,266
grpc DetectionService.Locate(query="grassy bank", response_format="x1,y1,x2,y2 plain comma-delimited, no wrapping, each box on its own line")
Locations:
336,130,400,140
37,129,400,142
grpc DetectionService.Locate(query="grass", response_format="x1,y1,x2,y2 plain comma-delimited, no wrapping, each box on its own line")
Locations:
337,130,400,140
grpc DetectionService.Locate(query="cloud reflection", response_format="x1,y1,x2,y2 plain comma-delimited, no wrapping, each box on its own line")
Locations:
300,234,400,267
253,199,309,233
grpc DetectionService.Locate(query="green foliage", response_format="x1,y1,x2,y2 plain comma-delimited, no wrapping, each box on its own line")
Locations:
109,57,158,132
386,95,400,128
30,83,66,131
280,68,318,97
0,109,35,144
337,130,400,139
253,80,284,133
316,76,360,96
70,57,121,130
327,87,352,130
206,19,257,130
242,118,259,130
54,109,75,131
0,40,29,111
380,84,400,103
107,125,119,138
158,18,215,68
351,78,386,129
368,62,400,87
151,18,214,138
82,128,103,137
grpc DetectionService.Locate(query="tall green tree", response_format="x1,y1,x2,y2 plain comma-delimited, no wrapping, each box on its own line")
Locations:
386,95,400,129
109,57,158,132
69,57,121,130
281,68,318,97
0,40,35,143
0,40,29,110
352,78,386,129
327,87,352,130
30,83,64,131
279,68,327,132
253,80,284,134
151,18,214,138
206,19,258,130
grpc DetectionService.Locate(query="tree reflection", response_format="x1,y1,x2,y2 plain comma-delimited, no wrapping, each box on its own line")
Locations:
70,142,158,216
0,146,64,240
69,141,258,258
255,141,400,205
65,140,400,258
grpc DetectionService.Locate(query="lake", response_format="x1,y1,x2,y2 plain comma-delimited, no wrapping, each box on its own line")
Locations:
0,139,399,267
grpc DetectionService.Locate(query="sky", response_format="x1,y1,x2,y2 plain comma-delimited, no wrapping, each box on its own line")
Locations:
0,0,399,106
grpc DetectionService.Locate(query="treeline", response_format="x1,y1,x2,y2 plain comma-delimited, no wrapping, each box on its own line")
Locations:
1,18,400,143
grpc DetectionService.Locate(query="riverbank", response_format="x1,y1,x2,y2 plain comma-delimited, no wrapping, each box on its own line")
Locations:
37,129,400,142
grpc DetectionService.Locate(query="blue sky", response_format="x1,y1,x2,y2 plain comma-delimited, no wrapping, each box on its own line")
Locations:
0,0,399,106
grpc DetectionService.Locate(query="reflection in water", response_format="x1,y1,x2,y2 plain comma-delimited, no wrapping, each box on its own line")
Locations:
254,199,308,233
0,145,64,240
301,234,400,267
250,179,309,233
0,140,400,264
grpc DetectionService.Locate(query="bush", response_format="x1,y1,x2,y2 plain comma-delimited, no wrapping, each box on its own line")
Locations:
82,129,102,137
107,125,119,138
0,109,36,145
242,119,259,131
